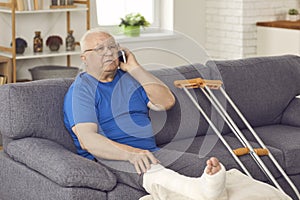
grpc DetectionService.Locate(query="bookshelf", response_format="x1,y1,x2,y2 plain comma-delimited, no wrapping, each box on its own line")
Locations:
0,0,90,83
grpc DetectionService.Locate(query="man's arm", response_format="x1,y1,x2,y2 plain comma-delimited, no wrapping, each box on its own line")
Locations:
120,49,175,111
72,123,159,174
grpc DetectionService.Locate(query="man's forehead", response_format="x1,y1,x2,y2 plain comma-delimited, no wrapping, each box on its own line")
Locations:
86,32,116,46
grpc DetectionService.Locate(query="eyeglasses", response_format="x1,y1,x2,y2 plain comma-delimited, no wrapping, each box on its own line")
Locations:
83,43,119,55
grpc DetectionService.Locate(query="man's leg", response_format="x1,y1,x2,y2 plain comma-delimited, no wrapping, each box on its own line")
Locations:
142,149,227,200
96,149,227,199
95,157,144,190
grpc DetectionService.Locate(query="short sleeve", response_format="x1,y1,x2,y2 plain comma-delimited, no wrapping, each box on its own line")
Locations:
139,85,150,105
64,75,99,127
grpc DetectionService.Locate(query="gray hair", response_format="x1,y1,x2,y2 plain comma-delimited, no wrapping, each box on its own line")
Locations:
80,28,113,53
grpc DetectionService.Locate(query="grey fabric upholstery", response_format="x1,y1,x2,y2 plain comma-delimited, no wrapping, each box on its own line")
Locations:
207,55,300,133
0,152,107,200
282,97,300,127
149,63,225,146
0,55,300,199
235,125,300,175
6,138,117,191
0,79,76,152
160,134,284,182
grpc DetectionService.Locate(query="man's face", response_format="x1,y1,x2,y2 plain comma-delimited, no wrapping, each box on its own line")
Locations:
82,32,119,77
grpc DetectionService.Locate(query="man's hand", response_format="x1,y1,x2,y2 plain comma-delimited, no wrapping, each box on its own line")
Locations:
127,149,159,175
119,48,140,72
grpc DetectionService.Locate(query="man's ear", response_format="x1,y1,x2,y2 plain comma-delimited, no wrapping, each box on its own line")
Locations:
81,54,86,62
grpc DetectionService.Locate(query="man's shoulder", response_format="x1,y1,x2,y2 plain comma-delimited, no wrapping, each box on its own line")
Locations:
66,72,99,98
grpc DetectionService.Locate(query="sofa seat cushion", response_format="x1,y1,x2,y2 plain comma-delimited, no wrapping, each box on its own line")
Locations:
160,134,284,182
6,138,117,191
237,125,300,175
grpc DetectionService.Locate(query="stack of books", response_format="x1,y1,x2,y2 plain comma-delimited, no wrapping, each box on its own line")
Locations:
0,75,7,85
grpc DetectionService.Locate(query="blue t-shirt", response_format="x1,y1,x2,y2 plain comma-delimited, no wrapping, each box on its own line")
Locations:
64,69,159,160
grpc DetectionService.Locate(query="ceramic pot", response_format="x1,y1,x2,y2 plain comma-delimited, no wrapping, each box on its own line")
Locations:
123,25,140,37
11,37,27,54
46,35,63,51
286,14,299,21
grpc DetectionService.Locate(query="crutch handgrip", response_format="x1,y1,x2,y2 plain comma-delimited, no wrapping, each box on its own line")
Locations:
174,78,223,90
174,78,205,89
254,148,269,156
233,147,269,156
233,147,250,156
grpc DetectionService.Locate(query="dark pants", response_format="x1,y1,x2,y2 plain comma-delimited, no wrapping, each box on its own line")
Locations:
95,149,207,191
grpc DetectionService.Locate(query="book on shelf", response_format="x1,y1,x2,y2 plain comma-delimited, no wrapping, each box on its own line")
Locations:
27,0,33,11
16,0,25,11
0,75,7,85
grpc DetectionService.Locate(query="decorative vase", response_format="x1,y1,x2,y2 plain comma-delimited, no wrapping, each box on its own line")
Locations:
51,0,58,6
46,35,63,51
123,25,141,37
33,31,43,53
66,30,75,51
11,37,27,54
67,0,74,5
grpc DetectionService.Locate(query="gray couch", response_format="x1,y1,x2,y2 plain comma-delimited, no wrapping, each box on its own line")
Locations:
0,55,300,200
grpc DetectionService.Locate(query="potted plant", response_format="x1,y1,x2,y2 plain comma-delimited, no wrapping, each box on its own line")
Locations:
287,8,299,21
119,13,150,37
46,35,63,51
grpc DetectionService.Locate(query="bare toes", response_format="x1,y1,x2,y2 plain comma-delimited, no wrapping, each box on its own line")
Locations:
207,157,221,175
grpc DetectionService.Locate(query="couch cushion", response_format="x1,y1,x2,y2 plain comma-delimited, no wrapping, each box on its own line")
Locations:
149,63,226,145
207,55,300,133
0,151,107,200
281,97,300,127
0,78,76,152
6,137,117,191
236,124,300,175
160,134,284,182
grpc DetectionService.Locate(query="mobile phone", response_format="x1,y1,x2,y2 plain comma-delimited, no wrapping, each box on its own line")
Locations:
118,50,127,63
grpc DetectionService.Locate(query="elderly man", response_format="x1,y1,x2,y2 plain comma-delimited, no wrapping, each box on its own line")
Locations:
63,29,291,200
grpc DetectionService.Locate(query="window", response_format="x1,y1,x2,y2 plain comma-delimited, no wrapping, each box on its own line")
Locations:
96,0,159,27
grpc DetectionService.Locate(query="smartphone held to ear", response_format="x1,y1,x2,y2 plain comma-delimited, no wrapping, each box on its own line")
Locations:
118,50,127,63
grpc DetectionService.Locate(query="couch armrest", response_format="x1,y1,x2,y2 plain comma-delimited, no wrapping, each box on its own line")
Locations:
281,97,300,127
6,138,117,191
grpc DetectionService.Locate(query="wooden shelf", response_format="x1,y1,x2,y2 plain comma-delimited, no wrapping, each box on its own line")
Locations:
256,20,300,30
0,0,90,82
0,6,87,14
0,48,81,60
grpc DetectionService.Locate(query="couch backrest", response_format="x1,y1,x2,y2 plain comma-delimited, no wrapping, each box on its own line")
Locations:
149,63,225,146
0,78,76,152
208,55,300,133
150,55,300,145
1,55,299,151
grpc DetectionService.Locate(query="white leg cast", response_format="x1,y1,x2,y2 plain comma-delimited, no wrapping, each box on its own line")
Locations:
143,163,227,200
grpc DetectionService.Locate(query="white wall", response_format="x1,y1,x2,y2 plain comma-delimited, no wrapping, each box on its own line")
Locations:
0,0,209,80
205,0,300,59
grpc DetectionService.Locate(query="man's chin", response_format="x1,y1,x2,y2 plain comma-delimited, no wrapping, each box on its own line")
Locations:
103,63,118,72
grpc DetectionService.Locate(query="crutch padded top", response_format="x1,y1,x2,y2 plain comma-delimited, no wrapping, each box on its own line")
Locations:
174,78,223,89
